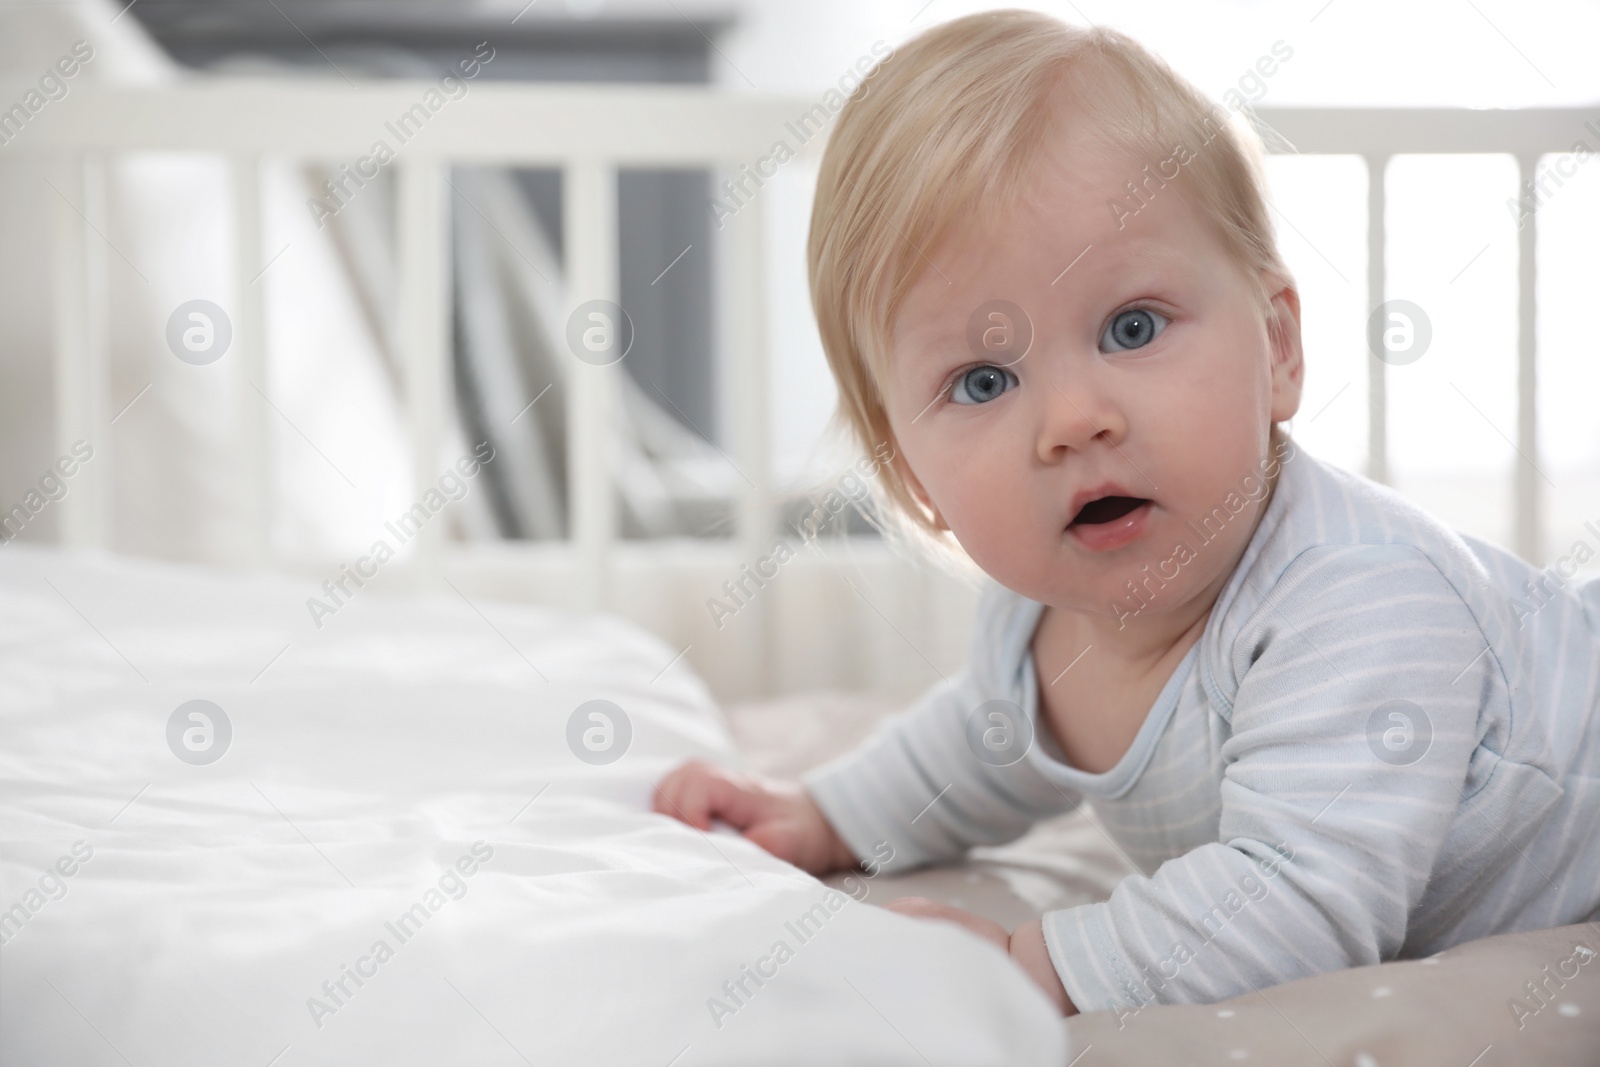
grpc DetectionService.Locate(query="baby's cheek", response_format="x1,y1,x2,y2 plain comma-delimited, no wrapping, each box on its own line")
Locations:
942,482,1025,554
915,440,1052,579
946,507,1057,596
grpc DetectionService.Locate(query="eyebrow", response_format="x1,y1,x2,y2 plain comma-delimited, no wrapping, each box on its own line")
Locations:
908,239,1189,373
1074,236,1189,281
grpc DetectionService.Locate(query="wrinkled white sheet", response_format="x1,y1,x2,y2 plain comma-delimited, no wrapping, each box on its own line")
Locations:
0,547,1067,1066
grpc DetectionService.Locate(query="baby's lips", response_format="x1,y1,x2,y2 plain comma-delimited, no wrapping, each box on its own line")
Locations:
1067,498,1153,551
1065,479,1144,521
1067,494,1152,527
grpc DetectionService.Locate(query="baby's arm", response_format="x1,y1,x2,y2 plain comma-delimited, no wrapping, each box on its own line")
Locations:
798,672,1084,873
659,585,1081,877
651,598,1077,878
1008,917,1074,1014
1042,544,1495,1012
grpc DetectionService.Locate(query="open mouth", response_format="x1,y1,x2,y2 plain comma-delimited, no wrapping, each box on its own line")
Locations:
1068,495,1151,526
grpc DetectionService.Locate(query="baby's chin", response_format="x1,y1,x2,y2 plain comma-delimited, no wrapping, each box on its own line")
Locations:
964,548,1164,616
998,535,1223,616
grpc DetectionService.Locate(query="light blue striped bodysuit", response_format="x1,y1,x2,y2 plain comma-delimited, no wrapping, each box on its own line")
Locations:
801,435,1600,1013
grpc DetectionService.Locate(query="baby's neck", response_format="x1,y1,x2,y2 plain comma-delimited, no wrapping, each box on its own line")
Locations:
1033,578,1221,775
1077,572,1220,675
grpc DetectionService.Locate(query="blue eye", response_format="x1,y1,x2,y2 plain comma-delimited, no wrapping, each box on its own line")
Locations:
950,365,1017,405
1101,307,1168,352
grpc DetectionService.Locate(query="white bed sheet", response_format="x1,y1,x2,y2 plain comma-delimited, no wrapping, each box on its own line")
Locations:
0,546,1067,1066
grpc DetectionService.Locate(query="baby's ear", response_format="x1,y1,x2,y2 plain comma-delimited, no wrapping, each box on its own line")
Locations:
1261,271,1305,418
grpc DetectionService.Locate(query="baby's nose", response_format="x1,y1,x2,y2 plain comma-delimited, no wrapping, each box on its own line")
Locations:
1035,371,1127,460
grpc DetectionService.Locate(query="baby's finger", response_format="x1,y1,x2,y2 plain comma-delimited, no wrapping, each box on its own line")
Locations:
698,772,772,830
649,782,676,819
652,761,774,833
884,896,949,918
650,760,712,821
659,761,748,830
652,767,710,827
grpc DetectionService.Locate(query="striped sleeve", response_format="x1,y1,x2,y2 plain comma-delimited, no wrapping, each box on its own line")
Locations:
800,591,1079,874
1043,543,1491,1012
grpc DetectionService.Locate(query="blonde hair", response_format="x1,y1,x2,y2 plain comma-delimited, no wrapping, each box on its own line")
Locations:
807,9,1292,561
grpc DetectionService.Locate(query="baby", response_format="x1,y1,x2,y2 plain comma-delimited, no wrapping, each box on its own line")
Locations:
654,9,1600,1017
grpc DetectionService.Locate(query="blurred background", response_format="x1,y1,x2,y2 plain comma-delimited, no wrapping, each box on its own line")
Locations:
1,0,1597,701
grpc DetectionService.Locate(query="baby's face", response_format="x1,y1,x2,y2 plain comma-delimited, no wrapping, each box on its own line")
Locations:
884,116,1303,622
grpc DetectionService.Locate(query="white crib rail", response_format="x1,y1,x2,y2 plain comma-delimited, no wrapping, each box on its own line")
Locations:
25,86,1588,633
30,80,790,611
1253,106,1573,568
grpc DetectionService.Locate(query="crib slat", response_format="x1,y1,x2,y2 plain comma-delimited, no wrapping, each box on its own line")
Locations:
565,158,618,612
1365,153,1389,487
397,159,450,586
724,171,773,695
50,155,110,550
726,178,773,558
231,155,269,565
1514,153,1541,565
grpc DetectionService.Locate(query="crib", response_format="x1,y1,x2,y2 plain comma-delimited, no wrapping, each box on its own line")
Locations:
22,83,1587,702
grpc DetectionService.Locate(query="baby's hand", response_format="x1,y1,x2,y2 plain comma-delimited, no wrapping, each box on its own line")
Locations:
884,896,1011,953
651,759,858,876
886,898,1075,1016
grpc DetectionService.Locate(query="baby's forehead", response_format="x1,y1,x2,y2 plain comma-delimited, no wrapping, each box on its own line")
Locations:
1016,122,1180,223
943,138,1221,277
1020,84,1158,177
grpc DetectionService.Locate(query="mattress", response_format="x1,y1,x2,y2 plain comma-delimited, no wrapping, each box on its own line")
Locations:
0,546,1067,1066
